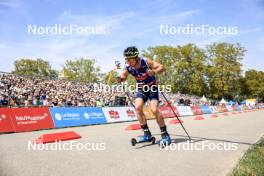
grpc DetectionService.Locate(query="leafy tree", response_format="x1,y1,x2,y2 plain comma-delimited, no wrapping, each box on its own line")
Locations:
244,69,264,101
12,58,58,78
143,45,181,92
177,44,207,96
206,43,246,99
104,71,119,85
143,44,207,95
62,58,100,82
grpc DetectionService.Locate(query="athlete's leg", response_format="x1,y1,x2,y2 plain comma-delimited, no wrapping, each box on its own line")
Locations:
148,85,165,127
149,86,171,145
135,98,147,125
149,99,165,127
135,91,152,139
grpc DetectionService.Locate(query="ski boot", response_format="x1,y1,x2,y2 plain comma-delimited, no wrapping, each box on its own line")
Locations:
159,132,171,148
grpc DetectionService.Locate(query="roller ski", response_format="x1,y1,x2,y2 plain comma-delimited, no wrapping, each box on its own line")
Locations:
131,128,156,146
131,134,156,146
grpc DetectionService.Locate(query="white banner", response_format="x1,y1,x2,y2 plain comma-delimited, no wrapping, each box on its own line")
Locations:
226,105,233,112
102,107,137,123
209,106,218,113
247,105,253,110
176,106,194,116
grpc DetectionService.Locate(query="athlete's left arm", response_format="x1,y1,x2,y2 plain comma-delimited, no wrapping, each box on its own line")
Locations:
147,58,165,74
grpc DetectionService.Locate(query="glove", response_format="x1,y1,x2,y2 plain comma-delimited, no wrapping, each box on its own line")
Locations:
147,69,155,76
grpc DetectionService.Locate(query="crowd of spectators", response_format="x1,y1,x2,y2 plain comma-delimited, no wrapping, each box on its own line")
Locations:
0,72,215,107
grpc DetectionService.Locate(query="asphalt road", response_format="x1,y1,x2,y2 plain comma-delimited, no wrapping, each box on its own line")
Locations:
0,109,263,176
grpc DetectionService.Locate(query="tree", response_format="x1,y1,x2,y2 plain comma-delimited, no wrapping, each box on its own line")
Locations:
143,45,181,92
104,71,119,85
177,44,207,96
12,58,58,78
142,44,207,95
62,58,100,82
206,43,246,99
244,69,264,101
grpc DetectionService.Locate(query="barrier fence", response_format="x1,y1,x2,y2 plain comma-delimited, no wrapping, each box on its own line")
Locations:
0,104,263,133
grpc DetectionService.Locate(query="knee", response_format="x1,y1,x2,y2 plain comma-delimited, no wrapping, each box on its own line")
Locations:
151,107,158,115
135,105,143,114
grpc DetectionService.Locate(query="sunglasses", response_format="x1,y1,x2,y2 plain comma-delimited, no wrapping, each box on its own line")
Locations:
125,56,137,61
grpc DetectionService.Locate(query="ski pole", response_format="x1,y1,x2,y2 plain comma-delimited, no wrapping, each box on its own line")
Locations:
160,91,192,141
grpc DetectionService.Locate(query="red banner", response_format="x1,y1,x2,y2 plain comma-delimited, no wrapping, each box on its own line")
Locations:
159,106,180,118
191,106,203,115
11,107,55,132
0,108,15,133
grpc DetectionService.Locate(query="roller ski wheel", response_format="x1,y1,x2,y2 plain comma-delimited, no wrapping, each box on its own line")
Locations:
131,138,137,146
130,136,156,146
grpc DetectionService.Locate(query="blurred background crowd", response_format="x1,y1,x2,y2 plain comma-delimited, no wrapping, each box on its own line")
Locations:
0,72,215,107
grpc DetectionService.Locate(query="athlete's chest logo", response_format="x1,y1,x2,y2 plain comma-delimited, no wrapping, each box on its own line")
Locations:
127,59,150,81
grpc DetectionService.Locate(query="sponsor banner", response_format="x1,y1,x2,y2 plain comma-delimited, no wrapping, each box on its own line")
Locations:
259,104,264,109
50,107,106,128
226,105,234,112
0,108,15,133
176,106,194,116
11,107,54,132
200,105,212,114
209,106,218,113
120,107,138,121
191,106,203,115
102,107,137,123
159,106,180,118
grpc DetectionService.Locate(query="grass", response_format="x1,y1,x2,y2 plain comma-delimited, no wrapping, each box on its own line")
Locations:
229,136,264,176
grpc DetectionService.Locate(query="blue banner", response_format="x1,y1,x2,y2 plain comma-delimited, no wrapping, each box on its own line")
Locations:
237,105,242,111
200,105,212,114
49,107,107,128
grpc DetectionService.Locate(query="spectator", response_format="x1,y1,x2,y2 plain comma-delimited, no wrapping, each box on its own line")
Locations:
0,72,219,108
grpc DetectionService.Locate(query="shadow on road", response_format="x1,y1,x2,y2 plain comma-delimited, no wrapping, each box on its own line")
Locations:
133,133,253,149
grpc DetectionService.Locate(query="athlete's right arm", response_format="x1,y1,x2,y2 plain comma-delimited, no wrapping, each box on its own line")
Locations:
117,69,129,83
